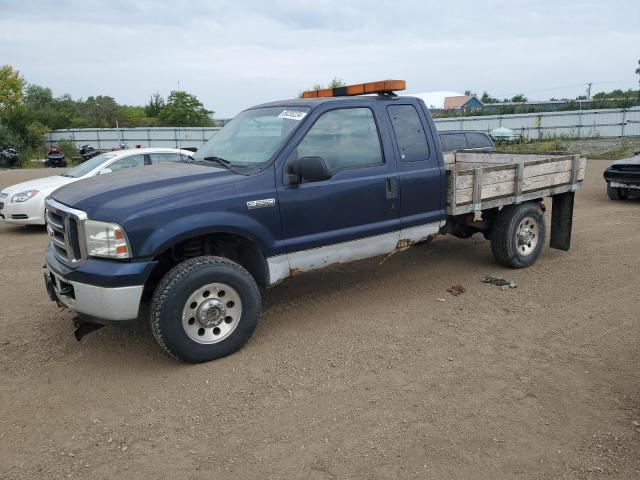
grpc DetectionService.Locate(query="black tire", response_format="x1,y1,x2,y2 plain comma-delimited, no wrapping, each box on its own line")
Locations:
607,184,628,200
150,256,261,363
490,202,546,268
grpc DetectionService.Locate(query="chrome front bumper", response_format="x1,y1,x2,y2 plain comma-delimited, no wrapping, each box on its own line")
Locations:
44,263,144,322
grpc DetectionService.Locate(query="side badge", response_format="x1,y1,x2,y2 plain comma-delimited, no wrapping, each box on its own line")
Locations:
247,198,276,210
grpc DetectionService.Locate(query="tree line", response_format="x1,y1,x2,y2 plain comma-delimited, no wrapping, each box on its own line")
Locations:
0,64,215,154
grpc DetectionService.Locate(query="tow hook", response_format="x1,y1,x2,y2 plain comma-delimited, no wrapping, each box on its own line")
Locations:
73,317,104,341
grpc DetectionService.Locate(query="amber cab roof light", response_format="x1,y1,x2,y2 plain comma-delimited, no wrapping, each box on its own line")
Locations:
302,80,406,99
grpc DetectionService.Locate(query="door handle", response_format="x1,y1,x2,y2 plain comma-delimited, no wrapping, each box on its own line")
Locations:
385,177,398,199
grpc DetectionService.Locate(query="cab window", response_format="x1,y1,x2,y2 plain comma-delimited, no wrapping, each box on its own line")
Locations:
440,133,467,152
296,108,383,171
465,132,493,149
387,105,430,162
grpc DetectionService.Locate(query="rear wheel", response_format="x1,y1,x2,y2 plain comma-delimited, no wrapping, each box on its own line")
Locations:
490,202,546,268
150,256,261,363
607,184,628,200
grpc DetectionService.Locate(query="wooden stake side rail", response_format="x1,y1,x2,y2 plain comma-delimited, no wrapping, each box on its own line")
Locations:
445,151,586,216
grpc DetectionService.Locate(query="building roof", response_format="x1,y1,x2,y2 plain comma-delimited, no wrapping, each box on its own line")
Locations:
403,91,464,110
443,95,480,110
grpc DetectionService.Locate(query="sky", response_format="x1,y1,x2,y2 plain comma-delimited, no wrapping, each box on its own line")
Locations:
0,0,638,118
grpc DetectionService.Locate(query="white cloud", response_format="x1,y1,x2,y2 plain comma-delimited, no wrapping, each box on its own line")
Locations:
0,0,638,116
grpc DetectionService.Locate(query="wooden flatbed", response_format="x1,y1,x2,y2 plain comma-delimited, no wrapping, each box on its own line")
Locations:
445,151,587,216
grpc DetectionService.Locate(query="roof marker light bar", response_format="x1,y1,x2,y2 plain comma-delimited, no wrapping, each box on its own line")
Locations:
302,80,406,99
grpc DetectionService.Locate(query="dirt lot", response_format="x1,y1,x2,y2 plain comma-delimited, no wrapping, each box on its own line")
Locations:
1,161,639,479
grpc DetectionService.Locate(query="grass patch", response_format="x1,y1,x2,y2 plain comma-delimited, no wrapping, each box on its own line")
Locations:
585,143,637,160
495,139,569,154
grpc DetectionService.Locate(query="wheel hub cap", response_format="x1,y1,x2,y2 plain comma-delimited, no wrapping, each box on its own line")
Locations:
181,283,243,345
197,299,226,328
516,216,538,256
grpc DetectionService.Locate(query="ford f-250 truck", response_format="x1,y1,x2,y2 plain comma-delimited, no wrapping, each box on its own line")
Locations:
43,80,585,363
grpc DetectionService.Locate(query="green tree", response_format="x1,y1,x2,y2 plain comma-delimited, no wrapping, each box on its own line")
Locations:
480,91,498,104
0,65,26,121
327,77,346,89
158,90,213,127
145,92,165,117
82,95,119,127
24,84,54,110
118,105,148,127
299,78,348,98
24,121,49,149
510,94,528,103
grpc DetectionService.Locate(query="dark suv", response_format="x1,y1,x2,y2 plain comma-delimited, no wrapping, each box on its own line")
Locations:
438,130,495,152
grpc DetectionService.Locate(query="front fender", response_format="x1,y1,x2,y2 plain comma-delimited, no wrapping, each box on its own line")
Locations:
133,210,283,258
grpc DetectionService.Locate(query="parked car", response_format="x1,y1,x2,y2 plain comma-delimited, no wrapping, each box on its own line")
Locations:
439,130,495,152
0,148,193,226
42,80,582,363
603,150,640,200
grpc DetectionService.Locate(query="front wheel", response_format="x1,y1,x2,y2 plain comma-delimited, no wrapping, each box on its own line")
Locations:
490,202,546,268
150,256,261,363
607,184,628,200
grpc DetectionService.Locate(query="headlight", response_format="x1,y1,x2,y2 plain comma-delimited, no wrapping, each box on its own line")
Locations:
84,220,131,259
12,189,39,203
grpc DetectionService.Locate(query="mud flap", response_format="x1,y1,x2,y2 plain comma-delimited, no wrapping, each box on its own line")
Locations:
550,191,574,251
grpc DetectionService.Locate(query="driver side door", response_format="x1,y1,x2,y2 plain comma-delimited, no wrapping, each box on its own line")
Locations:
276,106,400,273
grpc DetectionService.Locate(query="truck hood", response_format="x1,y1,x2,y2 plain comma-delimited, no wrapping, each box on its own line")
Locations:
50,162,234,221
1,174,77,195
609,154,640,167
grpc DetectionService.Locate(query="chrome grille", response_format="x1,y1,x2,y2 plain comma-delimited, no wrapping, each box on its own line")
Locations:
45,198,88,266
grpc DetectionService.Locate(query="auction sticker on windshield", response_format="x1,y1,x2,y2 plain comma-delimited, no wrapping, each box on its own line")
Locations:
278,110,307,121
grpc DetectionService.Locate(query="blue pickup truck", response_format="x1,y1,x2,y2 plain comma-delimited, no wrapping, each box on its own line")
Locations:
43,80,580,363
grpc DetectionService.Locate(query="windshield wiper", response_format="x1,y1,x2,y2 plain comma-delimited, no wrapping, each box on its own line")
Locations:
201,156,233,169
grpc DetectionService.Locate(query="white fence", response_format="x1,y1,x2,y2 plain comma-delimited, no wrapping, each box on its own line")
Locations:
48,127,221,149
433,106,640,139
48,107,640,149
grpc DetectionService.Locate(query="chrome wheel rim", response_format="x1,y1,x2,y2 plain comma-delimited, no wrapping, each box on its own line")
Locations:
182,283,242,344
516,216,538,256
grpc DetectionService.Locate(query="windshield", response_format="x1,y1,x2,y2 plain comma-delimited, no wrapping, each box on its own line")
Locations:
192,106,310,167
62,152,119,178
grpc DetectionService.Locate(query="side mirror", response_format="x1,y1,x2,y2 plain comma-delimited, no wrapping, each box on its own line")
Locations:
98,167,112,175
285,156,331,185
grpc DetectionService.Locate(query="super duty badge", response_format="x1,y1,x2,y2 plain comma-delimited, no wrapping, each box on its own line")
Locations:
246,198,276,210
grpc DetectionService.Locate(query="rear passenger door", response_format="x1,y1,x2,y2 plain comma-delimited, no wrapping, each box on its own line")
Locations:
387,104,445,236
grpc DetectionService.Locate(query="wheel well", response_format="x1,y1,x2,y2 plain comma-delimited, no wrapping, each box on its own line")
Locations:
144,233,270,299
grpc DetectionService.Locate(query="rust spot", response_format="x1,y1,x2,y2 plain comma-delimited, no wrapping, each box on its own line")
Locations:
395,238,415,251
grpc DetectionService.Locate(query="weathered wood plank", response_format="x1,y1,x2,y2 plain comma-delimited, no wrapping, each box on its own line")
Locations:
450,167,586,204
446,182,584,215
454,157,586,190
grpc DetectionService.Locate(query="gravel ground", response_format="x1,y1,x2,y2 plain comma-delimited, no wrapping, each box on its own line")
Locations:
0,161,639,479
565,137,640,155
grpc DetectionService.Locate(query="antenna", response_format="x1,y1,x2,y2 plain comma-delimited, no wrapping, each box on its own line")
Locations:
177,80,181,150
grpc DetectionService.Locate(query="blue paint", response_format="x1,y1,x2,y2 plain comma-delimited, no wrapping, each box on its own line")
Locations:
50,95,447,287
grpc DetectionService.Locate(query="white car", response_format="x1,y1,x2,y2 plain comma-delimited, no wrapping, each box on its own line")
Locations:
0,147,194,226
